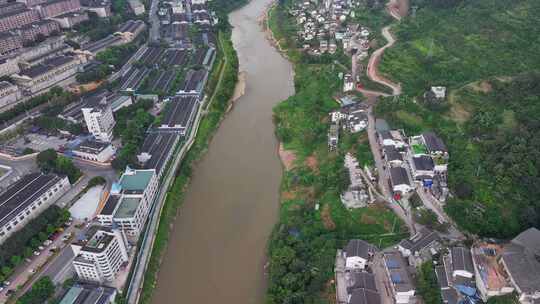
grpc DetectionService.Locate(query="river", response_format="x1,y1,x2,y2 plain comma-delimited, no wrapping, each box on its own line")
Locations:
149,0,294,303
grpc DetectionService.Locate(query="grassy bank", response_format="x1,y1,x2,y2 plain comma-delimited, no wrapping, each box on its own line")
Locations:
267,3,408,303
137,29,239,304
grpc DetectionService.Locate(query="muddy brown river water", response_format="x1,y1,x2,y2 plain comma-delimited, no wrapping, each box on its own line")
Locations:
150,0,294,302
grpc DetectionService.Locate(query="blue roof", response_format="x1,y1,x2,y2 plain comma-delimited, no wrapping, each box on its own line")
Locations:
391,273,403,283
386,259,400,269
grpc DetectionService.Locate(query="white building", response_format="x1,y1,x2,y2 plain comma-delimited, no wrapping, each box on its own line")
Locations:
343,73,354,92
0,55,20,77
71,227,129,283
72,139,116,163
379,130,407,150
0,81,21,112
0,173,70,244
343,239,376,270
389,167,413,194
12,55,82,95
82,96,116,142
97,168,158,238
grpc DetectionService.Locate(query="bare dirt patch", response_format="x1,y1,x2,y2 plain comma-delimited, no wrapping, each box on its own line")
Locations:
469,80,493,93
279,143,297,171
281,191,296,201
321,204,336,230
305,155,319,171
360,213,377,225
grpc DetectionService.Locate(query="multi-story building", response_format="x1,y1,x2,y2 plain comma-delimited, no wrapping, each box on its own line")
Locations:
17,19,60,43
17,35,69,64
0,2,26,15
72,139,115,163
80,0,110,17
115,19,146,42
0,173,70,244
71,227,129,283
0,8,40,32
12,54,82,94
51,10,87,28
35,0,81,18
0,54,20,77
0,31,23,55
97,168,158,238
127,0,144,15
0,81,21,111
15,0,48,7
57,284,117,304
81,95,115,142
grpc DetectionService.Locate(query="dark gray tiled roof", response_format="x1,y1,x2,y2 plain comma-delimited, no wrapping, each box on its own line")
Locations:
347,272,377,294
345,239,376,259
435,265,448,288
390,167,410,186
451,247,474,274
399,228,439,253
0,173,64,227
413,155,434,171
422,131,447,153
502,228,540,293
384,145,402,162
349,288,380,304
100,195,119,216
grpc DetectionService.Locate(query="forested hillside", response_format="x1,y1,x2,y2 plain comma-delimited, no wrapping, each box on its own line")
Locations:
379,0,540,95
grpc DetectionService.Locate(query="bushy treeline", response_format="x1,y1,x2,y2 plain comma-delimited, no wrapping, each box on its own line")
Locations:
0,206,69,283
17,277,55,304
374,72,540,238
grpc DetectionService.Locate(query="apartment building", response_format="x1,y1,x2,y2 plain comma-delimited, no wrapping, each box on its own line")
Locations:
0,81,21,111
80,0,111,17
81,95,115,142
97,168,158,238
0,173,70,244
12,54,82,94
15,0,48,7
0,31,23,56
71,227,129,283
0,54,20,77
18,19,60,43
36,0,81,18
51,10,87,28
0,8,40,32
0,2,26,15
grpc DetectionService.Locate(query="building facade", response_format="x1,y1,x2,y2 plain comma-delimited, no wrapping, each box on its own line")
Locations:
0,8,40,32
0,81,21,111
72,139,115,163
36,0,81,18
18,19,61,43
0,173,70,244
12,55,82,94
71,227,129,283
81,96,115,142
51,10,88,28
0,31,23,55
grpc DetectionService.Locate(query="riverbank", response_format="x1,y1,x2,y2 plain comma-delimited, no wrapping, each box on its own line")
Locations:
137,29,240,304
265,2,408,303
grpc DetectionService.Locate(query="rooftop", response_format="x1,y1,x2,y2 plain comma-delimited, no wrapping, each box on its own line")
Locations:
0,173,64,227
73,139,110,155
422,131,447,154
119,168,155,193
390,167,410,187
345,239,376,259
99,194,120,216
160,95,198,131
383,251,414,292
412,155,435,171
113,196,141,218
450,247,474,274
138,132,180,173
399,228,439,253
59,284,116,304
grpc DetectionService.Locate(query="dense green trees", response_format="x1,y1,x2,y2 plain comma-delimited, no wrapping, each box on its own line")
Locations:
0,206,69,283
112,100,155,170
379,0,540,96
76,64,113,83
17,277,55,304
416,262,442,304
37,149,82,183
375,72,540,238
96,43,139,68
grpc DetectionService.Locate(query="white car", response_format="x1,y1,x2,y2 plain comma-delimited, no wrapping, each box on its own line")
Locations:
3,281,10,286
38,246,45,251
28,269,36,274
33,251,40,256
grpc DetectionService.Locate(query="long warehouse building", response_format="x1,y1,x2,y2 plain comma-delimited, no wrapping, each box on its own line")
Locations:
0,173,71,244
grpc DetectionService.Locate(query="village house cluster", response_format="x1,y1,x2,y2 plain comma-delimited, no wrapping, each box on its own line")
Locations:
288,0,370,58
337,227,540,304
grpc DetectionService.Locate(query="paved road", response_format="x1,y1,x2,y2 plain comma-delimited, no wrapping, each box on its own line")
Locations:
365,25,401,96
0,223,80,303
0,155,37,190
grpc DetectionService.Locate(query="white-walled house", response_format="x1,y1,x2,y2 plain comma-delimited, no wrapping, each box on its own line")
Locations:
343,239,376,270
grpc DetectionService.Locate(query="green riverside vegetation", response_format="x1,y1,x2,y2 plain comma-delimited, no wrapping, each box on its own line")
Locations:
267,2,407,303
137,16,241,304
373,0,540,238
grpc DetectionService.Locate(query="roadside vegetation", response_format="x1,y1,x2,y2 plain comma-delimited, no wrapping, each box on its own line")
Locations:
0,206,69,284
37,149,82,183
16,276,55,304
267,3,407,303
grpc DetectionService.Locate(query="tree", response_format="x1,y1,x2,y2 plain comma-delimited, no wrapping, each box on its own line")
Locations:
416,261,442,304
36,149,57,172
17,276,55,304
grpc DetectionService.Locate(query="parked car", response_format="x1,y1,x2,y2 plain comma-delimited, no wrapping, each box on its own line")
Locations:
33,251,40,256
43,240,53,246
38,246,45,251
28,269,36,274
3,281,10,286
